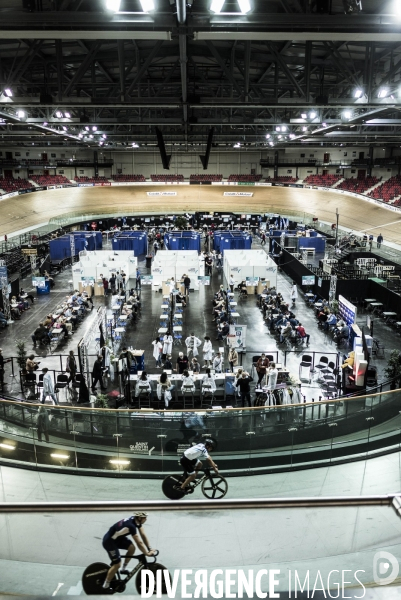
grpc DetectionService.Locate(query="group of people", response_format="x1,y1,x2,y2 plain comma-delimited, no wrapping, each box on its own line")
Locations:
100,270,128,295
316,303,350,344
259,283,310,347
30,290,93,347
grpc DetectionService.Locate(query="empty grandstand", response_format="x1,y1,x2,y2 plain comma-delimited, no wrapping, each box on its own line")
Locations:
0,177,34,194
367,175,401,203
228,174,263,182
150,174,184,182
30,175,72,186
336,176,380,195
189,174,223,182
112,174,146,182
303,174,341,187
265,176,297,184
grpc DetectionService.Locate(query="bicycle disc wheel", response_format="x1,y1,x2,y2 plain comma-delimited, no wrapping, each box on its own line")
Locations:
201,474,228,499
82,562,114,595
135,563,171,595
162,474,186,500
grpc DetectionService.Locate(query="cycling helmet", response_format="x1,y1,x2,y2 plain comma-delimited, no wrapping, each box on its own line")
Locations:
134,511,148,518
204,438,215,449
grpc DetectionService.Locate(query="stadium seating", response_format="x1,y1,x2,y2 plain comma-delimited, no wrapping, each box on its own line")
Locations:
303,174,341,187
31,175,71,186
265,176,297,184
336,176,380,195
228,174,262,182
112,174,146,182
150,174,184,182
189,174,223,182
74,176,110,184
367,175,401,203
0,177,34,194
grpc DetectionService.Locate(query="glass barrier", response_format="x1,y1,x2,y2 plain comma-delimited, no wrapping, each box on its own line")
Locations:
0,387,400,476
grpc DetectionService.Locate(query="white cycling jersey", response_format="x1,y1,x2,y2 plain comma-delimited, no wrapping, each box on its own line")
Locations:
184,443,209,461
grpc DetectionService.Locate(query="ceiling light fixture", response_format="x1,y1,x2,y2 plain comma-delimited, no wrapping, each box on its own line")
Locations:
281,125,287,131
343,110,352,119
276,126,280,132
92,126,97,131
301,113,307,119
378,88,388,98
0,443,15,450
109,459,130,465
309,111,317,119
4,88,12,97
51,453,70,459
64,111,71,118
85,126,90,131
210,0,225,12
139,0,155,11
354,89,363,98
105,0,121,11
265,134,270,139
16,110,25,118
302,126,308,132
238,0,251,13
55,111,63,118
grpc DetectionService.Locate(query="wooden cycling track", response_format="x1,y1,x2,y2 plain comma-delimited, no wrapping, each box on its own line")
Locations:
2,184,401,244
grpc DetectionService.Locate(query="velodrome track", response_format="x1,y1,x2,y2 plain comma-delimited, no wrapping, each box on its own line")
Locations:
2,184,401,243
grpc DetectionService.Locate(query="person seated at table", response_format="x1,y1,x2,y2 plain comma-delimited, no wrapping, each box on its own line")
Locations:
14,294,29,311
63,305,78,328
135,371,153,399
175,291,187,308
324,312,337,332
82,291,94,309
31,323,50,347
201,368,216,395
317,307,329,325
10,303,21,320
43,314,54,328
334,323,350,343
26,354,40,373
238,281,248,296
59,316,72,335
216,321,229,341
162,354,173,371
122,304,133,319
279,322,293,344
20,288,34,304
190,357,200,373
12,295,27,313
181,369,195,391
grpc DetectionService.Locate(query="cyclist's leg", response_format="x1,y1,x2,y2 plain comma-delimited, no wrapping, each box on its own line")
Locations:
118,538,136,572
102,537,122,587
180,458,202,489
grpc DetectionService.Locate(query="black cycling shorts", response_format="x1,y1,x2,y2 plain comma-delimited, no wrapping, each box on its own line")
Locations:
102,535,133,565
180,454,200,475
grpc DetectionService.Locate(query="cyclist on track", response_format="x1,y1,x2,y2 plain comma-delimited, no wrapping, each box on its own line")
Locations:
176,439,219,493
102,511,156,589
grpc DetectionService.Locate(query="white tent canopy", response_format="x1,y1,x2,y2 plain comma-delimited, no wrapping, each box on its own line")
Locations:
151,250,204,289
223,249,278,288
72,250,137,288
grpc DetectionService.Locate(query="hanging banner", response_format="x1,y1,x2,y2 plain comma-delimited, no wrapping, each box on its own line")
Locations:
228,324,247,349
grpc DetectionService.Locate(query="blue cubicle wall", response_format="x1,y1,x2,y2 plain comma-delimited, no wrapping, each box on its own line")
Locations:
112,231,148,254
164,231,201,252
213,231,252,254
49,232,102,261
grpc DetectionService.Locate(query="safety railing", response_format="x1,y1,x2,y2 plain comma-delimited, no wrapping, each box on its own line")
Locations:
0,387,400,476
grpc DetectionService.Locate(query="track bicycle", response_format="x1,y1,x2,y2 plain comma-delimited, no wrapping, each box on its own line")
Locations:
82,551,171,595
162,466,228,500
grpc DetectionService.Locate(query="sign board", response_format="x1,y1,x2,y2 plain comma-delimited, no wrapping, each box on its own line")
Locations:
318,277,322,287
0,266,8,280
228,324,247,349
302,275,316,286
223,192,254,197
141,275,153,285
338,294,357,326
198,276,210,286
81,276,95,286
147,191,177,197
246,276,259,286
21,248,38,255
32,276,46,288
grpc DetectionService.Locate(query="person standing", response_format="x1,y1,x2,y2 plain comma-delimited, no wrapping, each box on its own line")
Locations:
101,344,114,379
37,405,50,442
228,347,238,372
66,350,77,385
176,352,189,374
266,363,278,390
290,282,298,307
256,354,270,387
109,273,116,294
368,234,373,252
162,331,173,358
377,233,383,248
152,337,163,367
102,277,109,296
183,274,191,296
185,333,201,358
92,355,106,392
229,276,235,293
0,348,4,392
41,368,59,405
236,371,253,407
202,336,213,368
136,268,141,291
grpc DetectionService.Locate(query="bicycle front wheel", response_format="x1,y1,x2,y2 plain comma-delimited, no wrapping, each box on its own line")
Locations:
201,474,228,499
135,563,171,595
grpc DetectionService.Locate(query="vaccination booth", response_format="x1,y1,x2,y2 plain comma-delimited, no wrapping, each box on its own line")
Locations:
164,231,201,252
151,250,204,290
49,231,103,261
224,249,278,289
270,229,326,254
71,250,137,296
213,230,252,254
111,231,148,254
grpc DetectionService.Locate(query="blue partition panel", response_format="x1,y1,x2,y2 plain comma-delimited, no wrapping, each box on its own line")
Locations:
213,231,252,254
164,231,201,252
112,231,148,254
297,236,326,252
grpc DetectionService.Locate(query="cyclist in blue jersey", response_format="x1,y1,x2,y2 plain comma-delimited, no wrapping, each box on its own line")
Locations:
176,439,218,493
102,511,156,589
